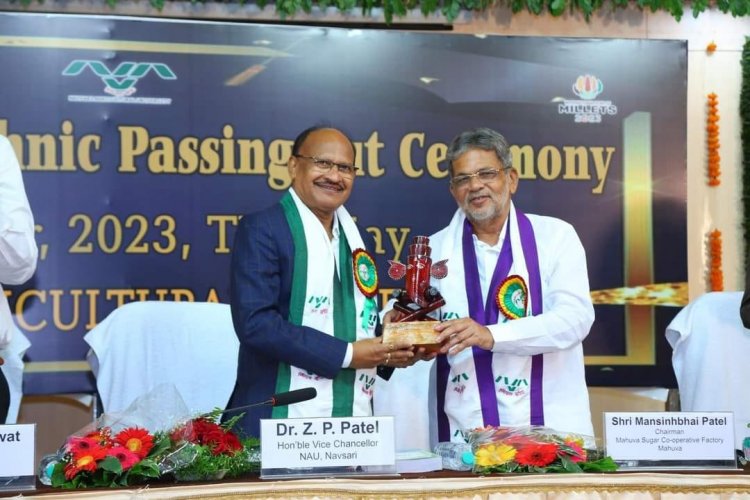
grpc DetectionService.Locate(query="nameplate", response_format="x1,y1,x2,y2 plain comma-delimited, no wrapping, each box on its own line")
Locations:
604,412,736,469
0,424,35,478
259,416,395,478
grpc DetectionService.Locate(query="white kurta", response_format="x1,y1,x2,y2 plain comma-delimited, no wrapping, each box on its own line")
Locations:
0,136,37,349
375,206,595,449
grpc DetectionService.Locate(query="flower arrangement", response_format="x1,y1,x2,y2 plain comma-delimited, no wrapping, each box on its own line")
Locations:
47,409,259,488
708,229,724,291
467,426,618,474
707,92,721,186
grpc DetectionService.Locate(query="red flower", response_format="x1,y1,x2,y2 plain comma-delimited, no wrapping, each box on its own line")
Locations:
64,447,107,479
67,436,102,455
222,431,243,454
106,447,141,470
170,423,197,443
562,440,587,463
114,428,154,459
515,443,559,467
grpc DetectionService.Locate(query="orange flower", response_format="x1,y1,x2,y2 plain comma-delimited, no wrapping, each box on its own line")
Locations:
515,443,559,467
708,230,723,291
64,446,107,479
114,427,154,459
706,93,720,186
707,41,717,53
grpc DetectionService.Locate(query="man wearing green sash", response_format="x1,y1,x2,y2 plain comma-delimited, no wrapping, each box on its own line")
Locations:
227,126,414,437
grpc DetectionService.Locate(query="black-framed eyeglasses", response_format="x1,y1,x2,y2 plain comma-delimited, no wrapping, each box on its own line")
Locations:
450,167,509,189
294,155,359,178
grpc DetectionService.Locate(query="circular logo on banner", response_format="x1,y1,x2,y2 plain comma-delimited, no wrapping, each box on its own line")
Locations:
496,275,528,320
352,248,378,298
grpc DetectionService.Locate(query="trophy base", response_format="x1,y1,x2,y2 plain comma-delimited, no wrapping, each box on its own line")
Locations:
382,321,442,352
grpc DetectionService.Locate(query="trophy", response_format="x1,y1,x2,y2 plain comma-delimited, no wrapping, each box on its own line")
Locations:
386,235,448,322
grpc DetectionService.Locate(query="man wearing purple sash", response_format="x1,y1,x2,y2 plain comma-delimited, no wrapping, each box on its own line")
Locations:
377,127,595,448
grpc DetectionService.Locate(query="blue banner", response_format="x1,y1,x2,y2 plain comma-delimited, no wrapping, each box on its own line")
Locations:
0,13,687,393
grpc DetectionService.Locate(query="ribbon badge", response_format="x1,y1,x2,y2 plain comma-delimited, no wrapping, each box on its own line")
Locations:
496,275,528,320
352,248,378,298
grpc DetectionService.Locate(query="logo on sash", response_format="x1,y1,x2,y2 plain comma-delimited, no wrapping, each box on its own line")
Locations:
495,375,529,397
359,373,376,397
496,275,528,320
450,372,470,395
352,249,378,297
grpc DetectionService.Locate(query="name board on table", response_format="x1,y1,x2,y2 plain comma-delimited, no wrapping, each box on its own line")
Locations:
604,412,736,469
0,424,36,491
260,416,396,478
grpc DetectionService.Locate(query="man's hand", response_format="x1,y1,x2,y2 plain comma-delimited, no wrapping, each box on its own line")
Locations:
350,337,417,369
382,309,406,324
434,318,494,354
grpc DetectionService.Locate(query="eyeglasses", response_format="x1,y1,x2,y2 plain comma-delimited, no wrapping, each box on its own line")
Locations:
450,167,509,189
294,155,359,178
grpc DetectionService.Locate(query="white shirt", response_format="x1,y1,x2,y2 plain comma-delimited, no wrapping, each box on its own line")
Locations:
375,209,595,449
0,136,38,349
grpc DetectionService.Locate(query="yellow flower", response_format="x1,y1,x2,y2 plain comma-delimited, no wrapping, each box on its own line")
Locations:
475,443,517,466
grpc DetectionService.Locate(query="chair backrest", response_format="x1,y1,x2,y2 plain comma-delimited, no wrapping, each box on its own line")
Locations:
666,291,750,449
0,325,31,423
85,301,238,415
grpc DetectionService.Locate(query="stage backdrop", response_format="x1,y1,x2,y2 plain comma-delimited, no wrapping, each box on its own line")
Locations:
0,13,687,394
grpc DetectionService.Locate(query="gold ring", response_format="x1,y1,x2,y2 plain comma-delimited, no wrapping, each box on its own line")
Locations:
386,352,391,365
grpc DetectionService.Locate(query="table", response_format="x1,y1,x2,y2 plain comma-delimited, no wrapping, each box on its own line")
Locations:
4,471,750,499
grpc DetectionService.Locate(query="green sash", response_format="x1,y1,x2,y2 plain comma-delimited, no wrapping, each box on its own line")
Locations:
273,192,357,418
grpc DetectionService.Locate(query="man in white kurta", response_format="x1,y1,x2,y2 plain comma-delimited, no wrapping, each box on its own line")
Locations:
375,127,594,448
0,135,38,423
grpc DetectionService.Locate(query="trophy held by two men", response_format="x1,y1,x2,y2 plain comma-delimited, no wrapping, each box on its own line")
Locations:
382,235,448,351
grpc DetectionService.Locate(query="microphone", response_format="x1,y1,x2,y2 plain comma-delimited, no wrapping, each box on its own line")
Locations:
217,387,317,417
271,387,317,407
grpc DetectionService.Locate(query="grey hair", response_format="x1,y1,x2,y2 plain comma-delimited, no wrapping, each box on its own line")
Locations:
446,127,513,176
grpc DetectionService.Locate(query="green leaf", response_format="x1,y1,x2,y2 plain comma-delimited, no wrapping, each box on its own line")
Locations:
580,456,619,472
559,455,583,472
50,463,67,488
527,0,542,15
99,456,122,474
549,0,566,16
691,0,708,17
510,0,525,12
420,0,438,16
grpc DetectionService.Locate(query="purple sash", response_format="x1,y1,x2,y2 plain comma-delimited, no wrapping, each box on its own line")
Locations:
437,209,544,442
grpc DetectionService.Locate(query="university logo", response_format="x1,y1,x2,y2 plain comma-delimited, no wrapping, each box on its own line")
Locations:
307,295,330,315
62,60,176,105
441,311,460,320
298,369,322,381
451,372,469,395
495,375,528,397
557,74,617,124
359,373,376,397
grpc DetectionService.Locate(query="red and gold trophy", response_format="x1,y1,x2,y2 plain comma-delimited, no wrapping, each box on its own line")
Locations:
382,236,448,350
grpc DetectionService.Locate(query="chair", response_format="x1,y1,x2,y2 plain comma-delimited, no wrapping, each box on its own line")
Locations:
0,325,31,423
666,291,750,450
85,301,239,415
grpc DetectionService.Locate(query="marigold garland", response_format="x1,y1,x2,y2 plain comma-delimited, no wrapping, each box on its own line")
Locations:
708,229,724,291
707,93,721,186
